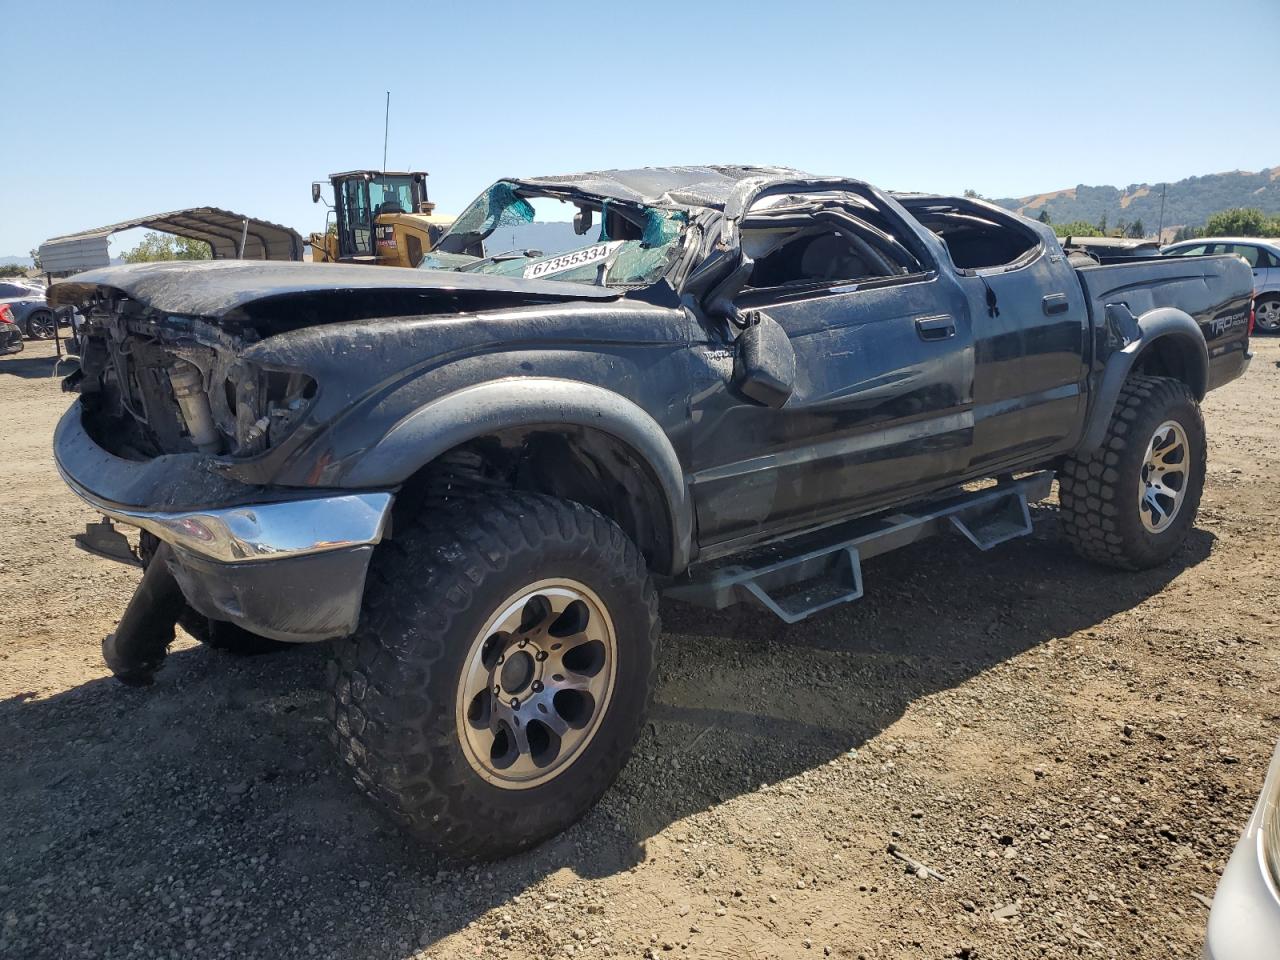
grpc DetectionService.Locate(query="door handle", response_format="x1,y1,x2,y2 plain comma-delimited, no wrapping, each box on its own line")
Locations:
1042,293,1069,315
915,314,956,341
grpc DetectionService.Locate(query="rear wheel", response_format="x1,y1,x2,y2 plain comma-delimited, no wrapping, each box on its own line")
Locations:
1058,374,1206,569
327,492,658,859
25,310,56,340
1254,295,1280,334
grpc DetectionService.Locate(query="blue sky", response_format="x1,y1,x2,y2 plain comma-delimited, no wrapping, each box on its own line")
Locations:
4,0,1278,257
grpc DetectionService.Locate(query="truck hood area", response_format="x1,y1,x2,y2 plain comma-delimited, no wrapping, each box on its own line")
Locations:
48,259,622,320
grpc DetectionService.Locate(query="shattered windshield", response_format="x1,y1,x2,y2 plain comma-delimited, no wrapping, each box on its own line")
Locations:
424,180,687,288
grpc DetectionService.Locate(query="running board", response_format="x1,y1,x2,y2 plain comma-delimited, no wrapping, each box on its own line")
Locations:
664,471,1052,624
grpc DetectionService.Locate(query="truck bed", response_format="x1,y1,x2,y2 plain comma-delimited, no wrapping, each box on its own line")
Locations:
1075,253,1253,390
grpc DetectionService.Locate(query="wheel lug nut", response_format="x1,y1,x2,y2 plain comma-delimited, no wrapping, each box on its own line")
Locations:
510,697,520,709
535,651,548,661
518,639,527,648
493,684,501,694
496,655,505,665
532,681,543,693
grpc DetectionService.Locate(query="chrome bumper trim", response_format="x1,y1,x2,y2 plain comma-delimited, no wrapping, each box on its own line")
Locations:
59,464,392,564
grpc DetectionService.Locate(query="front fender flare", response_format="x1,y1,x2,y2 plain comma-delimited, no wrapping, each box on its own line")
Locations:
343,377,694,573
1076,307,1208,454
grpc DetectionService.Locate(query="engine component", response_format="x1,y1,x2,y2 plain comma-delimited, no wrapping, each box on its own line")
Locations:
167,360,221,453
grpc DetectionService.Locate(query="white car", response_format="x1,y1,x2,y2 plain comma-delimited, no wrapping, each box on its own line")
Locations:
1163,237,1280,334
1203,741,1280,957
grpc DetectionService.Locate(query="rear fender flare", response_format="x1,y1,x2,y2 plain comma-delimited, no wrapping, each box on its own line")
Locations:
1076,307,1208,454
343,377,694,573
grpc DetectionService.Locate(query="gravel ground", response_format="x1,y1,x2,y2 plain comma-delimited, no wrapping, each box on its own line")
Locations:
2,336,1278,960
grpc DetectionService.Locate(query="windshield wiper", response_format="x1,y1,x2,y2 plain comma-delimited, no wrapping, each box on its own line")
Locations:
457,249,541,273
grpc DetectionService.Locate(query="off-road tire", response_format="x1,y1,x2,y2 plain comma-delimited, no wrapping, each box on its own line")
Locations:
327,492,659,860
1059,374,1206,570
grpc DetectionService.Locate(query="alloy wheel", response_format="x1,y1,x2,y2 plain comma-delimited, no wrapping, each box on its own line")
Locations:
1256,299,1280,333
455,579,617,789
27,312,56,339
1138,419,1190,534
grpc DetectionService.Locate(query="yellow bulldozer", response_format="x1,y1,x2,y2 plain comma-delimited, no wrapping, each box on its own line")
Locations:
309,170,452,267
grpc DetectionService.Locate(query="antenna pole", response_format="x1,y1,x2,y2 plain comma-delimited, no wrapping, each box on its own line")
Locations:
382,91,390,172
1157,182,1167,240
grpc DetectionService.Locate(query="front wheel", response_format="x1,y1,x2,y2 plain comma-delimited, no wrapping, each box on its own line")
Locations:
1058,374,1206,570
25,310,56,340
328,492,658,859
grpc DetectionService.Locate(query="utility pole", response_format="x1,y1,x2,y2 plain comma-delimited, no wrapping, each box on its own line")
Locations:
382,91,390,172
1157,182,1167,240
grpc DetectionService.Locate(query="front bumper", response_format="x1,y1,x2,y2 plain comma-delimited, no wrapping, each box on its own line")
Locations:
0,325,22,355
1202,742,1280,959
54,402,392,642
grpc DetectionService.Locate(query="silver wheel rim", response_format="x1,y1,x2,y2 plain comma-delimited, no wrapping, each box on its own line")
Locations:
31,314,55,338
455,579,617,790
1138,419,1190,534
1257,299,1280,332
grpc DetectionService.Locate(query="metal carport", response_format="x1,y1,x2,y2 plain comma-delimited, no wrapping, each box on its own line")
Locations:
38,207,304,277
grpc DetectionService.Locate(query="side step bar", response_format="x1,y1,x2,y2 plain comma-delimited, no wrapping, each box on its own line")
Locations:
664,471,1053,624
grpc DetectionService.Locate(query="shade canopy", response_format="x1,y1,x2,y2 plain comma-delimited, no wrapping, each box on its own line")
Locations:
39,207,304,276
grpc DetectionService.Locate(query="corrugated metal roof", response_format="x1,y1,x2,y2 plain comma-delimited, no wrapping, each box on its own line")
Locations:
38,207,304,275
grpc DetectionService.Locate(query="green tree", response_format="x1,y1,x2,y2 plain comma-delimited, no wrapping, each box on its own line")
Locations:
1055,220,1103,238
1097,212,1108,234
28,247,41,271
1126,219,1145,239
1037,209,1051,224
1202,207,1275,237
963,188,983,199
120,232,212,263
0,265,27,278
1172,225,1200,242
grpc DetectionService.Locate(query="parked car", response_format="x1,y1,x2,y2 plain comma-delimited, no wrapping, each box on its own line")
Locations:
0,280,59,339
0,303,24,355
1203,739,1280,958
1163,237,1280,333
50,166,1253,859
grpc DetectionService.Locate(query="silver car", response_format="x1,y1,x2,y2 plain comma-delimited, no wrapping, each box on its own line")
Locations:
1163,237,1280,334
1202,741,1280,958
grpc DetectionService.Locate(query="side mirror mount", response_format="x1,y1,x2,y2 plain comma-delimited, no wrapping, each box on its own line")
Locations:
734,311,795,408
705,255,754,319
311,182,323,204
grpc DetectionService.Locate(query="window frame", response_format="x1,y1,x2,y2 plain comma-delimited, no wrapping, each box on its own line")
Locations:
734,193,937,306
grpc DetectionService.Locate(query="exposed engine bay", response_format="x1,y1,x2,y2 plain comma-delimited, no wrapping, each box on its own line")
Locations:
71,296,315,461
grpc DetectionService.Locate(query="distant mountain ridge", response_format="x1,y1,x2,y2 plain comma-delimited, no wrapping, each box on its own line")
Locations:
993,166,1280,232
0,255,34,267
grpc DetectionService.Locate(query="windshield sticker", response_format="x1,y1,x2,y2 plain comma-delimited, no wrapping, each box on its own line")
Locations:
523,242,624,280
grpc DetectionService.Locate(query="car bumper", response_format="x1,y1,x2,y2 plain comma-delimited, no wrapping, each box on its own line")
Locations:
53,402,392,642
1202,743,1280,959
0,326,22,355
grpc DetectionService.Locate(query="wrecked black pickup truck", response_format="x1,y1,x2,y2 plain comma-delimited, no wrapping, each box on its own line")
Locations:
50,165,1253,858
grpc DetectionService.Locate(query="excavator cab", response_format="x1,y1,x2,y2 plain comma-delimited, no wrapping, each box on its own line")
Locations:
310,171,451,267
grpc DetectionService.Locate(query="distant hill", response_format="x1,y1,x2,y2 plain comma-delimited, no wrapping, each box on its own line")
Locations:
0,255,34,268
994,166,1280,235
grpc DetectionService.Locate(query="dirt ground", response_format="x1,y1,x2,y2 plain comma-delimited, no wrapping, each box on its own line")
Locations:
2,336,1277,960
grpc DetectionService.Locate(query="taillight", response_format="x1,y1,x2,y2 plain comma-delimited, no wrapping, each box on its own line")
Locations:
0,304,14,324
